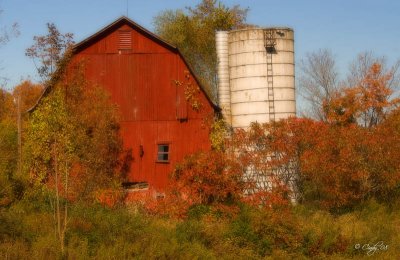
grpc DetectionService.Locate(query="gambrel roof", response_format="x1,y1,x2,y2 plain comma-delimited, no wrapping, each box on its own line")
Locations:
29,16,219,113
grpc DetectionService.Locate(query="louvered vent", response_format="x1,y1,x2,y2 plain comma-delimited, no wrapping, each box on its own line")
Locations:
119,31,132,50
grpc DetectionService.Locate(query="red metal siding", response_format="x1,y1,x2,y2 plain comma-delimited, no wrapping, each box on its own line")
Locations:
72,20,214,191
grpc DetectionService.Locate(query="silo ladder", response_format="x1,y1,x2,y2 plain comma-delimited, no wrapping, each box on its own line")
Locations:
266,49,275,122
264,29,276,122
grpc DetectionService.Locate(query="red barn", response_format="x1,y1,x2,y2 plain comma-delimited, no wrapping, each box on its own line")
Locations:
69,17,217,190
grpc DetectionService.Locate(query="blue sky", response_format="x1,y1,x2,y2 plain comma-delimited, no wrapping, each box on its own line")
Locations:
1,0,399,94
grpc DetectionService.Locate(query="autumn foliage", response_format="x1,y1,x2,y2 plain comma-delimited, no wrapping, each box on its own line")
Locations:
3,2,400,257
324,63,400,127
24,66,124,205
165,114,400,214
127,62,400,216
129,150,244,218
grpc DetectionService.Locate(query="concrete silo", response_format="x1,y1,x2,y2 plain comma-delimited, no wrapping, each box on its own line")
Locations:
216,28,296,128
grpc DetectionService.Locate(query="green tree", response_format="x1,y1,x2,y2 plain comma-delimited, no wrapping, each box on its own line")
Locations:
25,70,123,202
0,121,19,207
24,66,123,253
0,89,14,122
153,0,249,100
0,81,41,208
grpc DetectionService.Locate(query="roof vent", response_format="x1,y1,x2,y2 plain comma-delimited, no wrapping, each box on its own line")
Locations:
119,30,132,50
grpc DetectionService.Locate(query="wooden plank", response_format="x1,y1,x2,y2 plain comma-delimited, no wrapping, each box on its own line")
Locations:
72,20,214,191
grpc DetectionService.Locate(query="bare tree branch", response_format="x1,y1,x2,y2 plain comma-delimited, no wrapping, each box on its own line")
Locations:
298,49,339,121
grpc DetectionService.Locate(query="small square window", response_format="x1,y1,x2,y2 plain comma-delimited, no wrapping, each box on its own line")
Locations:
157,144,170,163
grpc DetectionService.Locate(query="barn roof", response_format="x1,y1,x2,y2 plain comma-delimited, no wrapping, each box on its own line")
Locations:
29,16,219,112
73,16,178,53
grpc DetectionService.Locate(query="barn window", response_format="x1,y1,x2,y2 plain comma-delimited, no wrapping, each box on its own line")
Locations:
118,30,132,50
157,144,170,163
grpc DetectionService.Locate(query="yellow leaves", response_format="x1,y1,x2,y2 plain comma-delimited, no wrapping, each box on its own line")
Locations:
24,69,123,204
209,118,228,151
173,80,182,87
175,71,204,112
184,83,203,112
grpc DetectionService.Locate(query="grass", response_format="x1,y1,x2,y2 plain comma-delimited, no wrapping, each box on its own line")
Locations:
0,193,399,259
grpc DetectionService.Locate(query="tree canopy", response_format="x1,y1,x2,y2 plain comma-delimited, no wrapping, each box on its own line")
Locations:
153,0,249,100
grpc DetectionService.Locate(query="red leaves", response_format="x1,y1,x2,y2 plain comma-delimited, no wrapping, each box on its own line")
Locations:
325,63,399,127
228,112,400,211
125,151,245,218
137,110,400,215
168,150,244,216
271,116,400,211
132,63,400,215
96,189,124,208
133,112,400,215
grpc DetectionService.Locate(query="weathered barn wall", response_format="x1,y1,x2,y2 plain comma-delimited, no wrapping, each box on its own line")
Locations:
71,18,215,190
